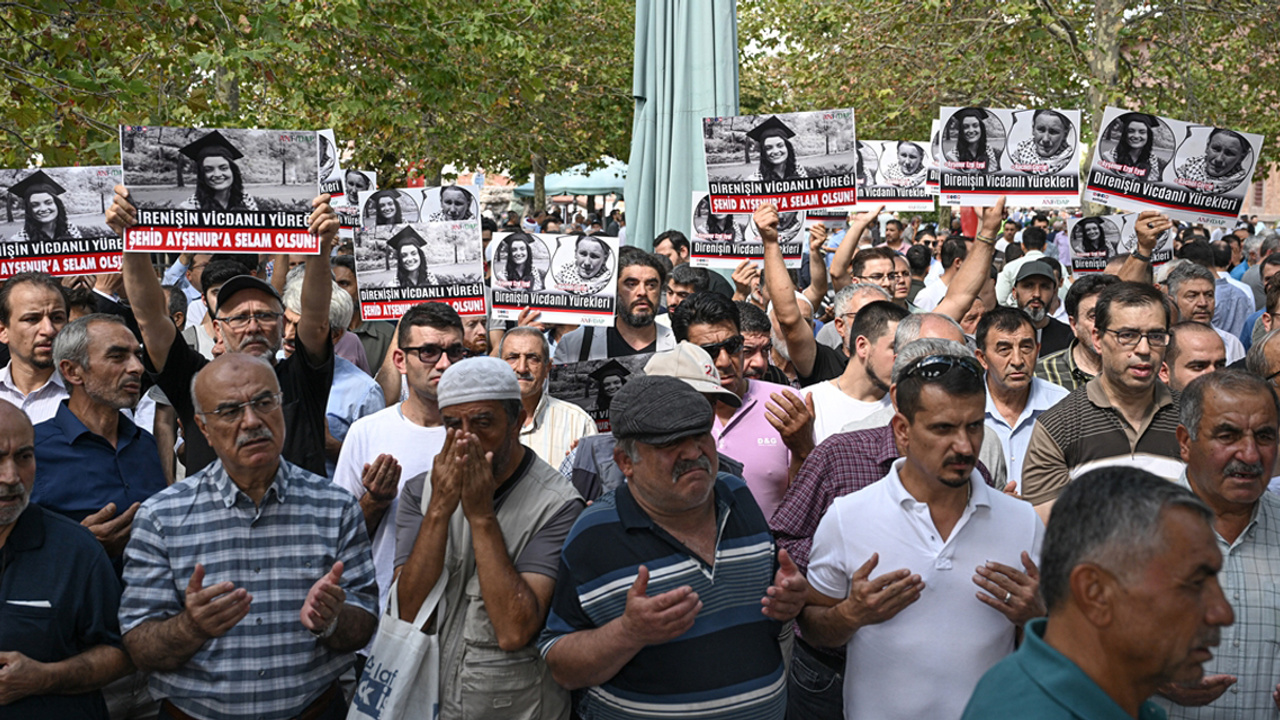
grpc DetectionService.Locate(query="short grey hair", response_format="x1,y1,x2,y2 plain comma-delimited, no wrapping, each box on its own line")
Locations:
282,275,350,332
498,326,550,362
891,338,973,385
52,313,127,381
1041,466,1212,611
190,354,276,415
1180,368,1279,440
1260,232,1280,257
1246,327,1280,377
1245,234,1265,257
1165,260,1215,297
894,312,964,351
832,283,890,316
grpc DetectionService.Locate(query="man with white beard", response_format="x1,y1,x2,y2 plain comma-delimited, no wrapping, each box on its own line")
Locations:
1010,261,1073,358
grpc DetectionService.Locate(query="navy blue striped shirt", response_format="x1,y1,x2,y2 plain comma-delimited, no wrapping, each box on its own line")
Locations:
539,473,785,720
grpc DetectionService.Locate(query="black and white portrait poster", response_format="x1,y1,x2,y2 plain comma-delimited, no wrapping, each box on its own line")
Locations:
1086,106,1264,226
938,107,1082,207
0,166,123,280
489,231,619,327
118,126,320,255
336,170,377,242
318,129,344,201
1066,213,1175,274
703,109,859,213
927,120,942,196
689,191,804,269
548,354,652,432
852,140,935,212
354,186,485,320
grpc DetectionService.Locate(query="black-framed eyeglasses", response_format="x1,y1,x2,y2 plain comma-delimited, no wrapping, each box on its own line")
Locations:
900,354,983,381
196,392,283,423
1104,329,1169,348
861,272,904,283
699,334,744,358
216,312,283,330
401,342,467,364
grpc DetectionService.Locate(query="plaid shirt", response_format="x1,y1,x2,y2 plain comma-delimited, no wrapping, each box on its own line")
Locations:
1034,340,1094,392
1160,474,1280,720
770,425,994,573
120,459,378,720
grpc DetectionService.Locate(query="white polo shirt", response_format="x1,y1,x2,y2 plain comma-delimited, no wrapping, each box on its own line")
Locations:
807,458,1044,720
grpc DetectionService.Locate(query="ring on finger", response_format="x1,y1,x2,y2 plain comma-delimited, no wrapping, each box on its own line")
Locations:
1003,591,1012,604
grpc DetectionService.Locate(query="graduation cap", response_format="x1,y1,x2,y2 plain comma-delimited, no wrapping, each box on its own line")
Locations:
180,130,245,163
588,359,632,383
1114,112,1159,130
366,190,401,207
952,107,992,123
385,226,426,253
7,170,66,200
746,116,796,144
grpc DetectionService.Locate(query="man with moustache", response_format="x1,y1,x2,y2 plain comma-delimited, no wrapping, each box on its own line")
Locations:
736,300,793,386
1159,322,1227,392
501,326,596,467
108,186,338,477
553,247,674,362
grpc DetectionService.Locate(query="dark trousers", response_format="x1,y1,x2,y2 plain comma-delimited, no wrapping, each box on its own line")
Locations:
786,639,844,720
158,695,347,720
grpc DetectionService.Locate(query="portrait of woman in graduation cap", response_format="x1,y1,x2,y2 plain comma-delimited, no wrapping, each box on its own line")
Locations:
5,170,101,242
746,116,811,182
1101,112,1166,183
943,107,1001,174
589,359,631,416
387,226,438,288
176,130,264,212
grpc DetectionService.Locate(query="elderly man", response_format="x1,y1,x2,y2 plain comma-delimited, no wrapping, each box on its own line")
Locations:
1156,370,1280,717
1023,282,1185,521
0,400,132,718
539,375,807,718
1159,322,1227,391
1036,273,1121,391
554,247,674,362
31,314,166,563
800,343,1044,720
1165,260,1247,364
119,354,378,720
501,326,597,466
962,467,1234,719
0,272,69,422
395,357,584,719
108,186,338,477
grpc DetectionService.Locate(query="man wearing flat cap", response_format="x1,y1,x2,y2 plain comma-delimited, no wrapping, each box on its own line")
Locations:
395,356,584,719
539,374,808,719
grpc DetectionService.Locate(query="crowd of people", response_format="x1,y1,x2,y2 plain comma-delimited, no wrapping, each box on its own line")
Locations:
1,179,1279,720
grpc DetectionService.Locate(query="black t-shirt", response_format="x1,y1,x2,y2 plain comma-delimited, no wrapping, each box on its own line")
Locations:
1037,318,1074,358
149,334,333,477
797,343,848,387
605,326,656,357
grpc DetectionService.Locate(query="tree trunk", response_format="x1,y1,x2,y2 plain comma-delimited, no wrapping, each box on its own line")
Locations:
532,153,547,214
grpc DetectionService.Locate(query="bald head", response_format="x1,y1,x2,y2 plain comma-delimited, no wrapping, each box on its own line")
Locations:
0,399,35,528
192,353,279,415
0,399,33,439
895,312,966,350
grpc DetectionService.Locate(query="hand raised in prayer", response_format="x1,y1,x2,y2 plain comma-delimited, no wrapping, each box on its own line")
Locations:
1159,674,1236,706
361,454,401,504
619,565,700,647
427,428,464,518
457,430,497,521
835,553,923,630
182,563,251,641
761,549,807,622
973,551,1045,625
300,561,346,635
765,389,815,461
731,260,760,301
81,501,140,557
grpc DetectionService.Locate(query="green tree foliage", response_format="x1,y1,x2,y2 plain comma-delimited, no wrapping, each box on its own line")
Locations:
0,0,633,185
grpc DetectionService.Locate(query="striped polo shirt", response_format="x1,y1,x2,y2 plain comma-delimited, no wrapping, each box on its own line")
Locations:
539,473,785,720
120,459,378,720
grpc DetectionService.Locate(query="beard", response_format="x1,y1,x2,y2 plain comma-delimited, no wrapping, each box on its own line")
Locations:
0,481,30,525
621,305,656,328
866,362,890,393
1022,305,1047,324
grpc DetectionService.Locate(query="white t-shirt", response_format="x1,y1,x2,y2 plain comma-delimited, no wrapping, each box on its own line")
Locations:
913,278,948,312
806,379,891,445
333,404,446,618
808,459,1044,720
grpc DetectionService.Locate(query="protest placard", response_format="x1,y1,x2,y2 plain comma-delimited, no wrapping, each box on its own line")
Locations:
939,107,1082,208
548,354,651,432
336,170,376,242
489,232,619,326
703,109,859,213
1066,213,1174,274
1086,106,1264,226
354,186,485,320
852,140,935,212
927,120,942,196
119,126,321,255
689,191,804,269
0,166,123,279
318,129,344,201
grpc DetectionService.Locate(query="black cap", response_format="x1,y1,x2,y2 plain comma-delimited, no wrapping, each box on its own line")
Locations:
746,116,796,143
953,107,992,122
611,375,714,446
1015,261,1057,284
215,274,281,310
385,226,426,253
588,359,631,383
1114,112,1159,130
180,130,245,162
8,170,66,200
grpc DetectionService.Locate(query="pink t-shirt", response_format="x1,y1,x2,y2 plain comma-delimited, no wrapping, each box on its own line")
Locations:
713,378,794,519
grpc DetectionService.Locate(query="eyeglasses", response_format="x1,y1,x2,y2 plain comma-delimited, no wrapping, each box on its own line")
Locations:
900,355,983,381
401,342,467,364
699,334,744,358
216,312,283,330
197,392,283,423
861,272,904,283
1104,329,1169,348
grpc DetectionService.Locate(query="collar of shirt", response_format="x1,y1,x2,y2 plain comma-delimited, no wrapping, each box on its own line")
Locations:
208,459,290,509
616,472,738,532
1085,375,1173,414
53,400,141,447
1062,339,1093,383
0,362,66,397
1175,470,1273,551
883,457,993,512
716,380,761,436
524,391,550,434
984,377,1064,431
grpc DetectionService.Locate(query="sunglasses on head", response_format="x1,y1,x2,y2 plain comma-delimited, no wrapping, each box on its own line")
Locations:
901,354,983,381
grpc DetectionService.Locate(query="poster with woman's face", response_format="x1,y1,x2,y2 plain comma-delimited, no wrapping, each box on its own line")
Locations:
852,140,936,212
937,107,1081,207
688,191,804,269
0,166,123,280
421,185,480,223
119,125,320,254
352,186,485,320
1066,213,1173,274
702,108,859,213
1086,106,1265,227
318,129,344,200
335,170,377,242
547,354,652,432
489,232,620,327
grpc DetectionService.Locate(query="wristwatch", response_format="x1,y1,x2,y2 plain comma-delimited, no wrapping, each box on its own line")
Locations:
311,614,339,639
1132,249,1152,263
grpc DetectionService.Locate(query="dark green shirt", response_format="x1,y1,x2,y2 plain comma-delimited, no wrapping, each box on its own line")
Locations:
962,618,1166,720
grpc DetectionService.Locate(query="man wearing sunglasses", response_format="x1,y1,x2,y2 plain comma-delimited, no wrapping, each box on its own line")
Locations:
1023,281,1186,523
108,186,338,478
